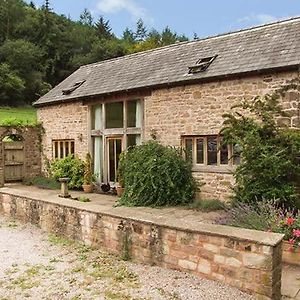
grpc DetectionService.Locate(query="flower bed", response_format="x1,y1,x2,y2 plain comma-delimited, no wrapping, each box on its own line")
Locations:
218,201,300,266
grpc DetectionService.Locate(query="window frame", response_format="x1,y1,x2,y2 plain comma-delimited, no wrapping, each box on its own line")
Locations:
52,139,75,159
182,135,239,173
90,99,143,183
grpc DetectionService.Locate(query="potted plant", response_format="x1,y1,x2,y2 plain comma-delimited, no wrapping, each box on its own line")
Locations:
82,153,94,193
116,165,125,197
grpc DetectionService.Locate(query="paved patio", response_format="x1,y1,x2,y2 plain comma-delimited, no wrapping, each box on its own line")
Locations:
0,184,222,227
282,265,300,299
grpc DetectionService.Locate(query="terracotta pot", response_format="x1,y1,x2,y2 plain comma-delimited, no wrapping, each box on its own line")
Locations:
116,186,125,197
82,184,93,193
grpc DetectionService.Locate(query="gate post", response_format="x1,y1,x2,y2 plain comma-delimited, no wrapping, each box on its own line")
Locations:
0,141,3,187
0,167,4,187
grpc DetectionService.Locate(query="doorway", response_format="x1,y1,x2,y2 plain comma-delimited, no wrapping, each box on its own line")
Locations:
106,137,123,183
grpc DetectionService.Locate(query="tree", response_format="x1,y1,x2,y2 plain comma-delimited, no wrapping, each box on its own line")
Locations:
0,0,26,42
95,16,113,39
0,39,48,103
87,39,128,63
0,63,25,106
123,27,135,44
44,0,51,12
79,8,93,26
135,18,147,41
29,1,36,9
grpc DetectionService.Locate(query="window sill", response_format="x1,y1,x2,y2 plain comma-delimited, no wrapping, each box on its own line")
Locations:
192,165,236,174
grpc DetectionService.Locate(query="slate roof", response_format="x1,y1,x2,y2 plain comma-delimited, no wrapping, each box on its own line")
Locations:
34,17,300,107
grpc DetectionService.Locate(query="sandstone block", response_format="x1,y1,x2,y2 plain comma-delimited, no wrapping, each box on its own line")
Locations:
197,258,211,275
178,259,197,271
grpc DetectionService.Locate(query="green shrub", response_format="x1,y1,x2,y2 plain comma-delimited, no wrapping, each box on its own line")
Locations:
50,155,84,190
118,141,198,207
189,199,226,212
23,176,60,190
221,79,300,207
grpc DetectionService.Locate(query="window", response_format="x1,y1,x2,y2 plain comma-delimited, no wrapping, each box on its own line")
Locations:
91,99,143,183
62,80,85,95
188,55,217,74
105,102,123,128
52,140,75,159
182,135,240,168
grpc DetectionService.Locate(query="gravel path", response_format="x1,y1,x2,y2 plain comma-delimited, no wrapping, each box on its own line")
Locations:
0,217,254,300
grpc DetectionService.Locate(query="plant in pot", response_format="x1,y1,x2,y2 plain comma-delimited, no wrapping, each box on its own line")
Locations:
82,153,94,193
116,164,125,198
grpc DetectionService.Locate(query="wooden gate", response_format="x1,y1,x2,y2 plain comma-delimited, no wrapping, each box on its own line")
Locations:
3,141,24,182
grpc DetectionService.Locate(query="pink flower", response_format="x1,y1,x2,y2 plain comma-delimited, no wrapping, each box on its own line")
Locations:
286,217,295,226
293,229,300,238
289,238,295,245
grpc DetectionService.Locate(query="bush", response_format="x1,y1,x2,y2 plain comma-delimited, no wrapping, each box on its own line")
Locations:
221,79,300,207
189,199,226,212
118,141,197,207
23,176,60,190
50,155,84,190
219,201,300,250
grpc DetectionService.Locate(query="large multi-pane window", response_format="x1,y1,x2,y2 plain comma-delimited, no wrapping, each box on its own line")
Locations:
182,135,241,168
91,100,143,183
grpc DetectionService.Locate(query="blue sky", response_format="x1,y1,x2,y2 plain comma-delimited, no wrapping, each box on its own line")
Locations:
31,0,300,38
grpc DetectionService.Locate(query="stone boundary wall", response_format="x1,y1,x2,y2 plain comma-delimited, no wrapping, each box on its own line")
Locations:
0,192,283,299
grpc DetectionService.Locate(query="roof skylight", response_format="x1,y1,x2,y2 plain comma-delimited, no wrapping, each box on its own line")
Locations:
188,55,217,74
62,80,85,95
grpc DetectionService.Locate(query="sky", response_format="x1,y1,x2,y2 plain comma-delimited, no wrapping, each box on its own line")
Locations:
30,0,300,38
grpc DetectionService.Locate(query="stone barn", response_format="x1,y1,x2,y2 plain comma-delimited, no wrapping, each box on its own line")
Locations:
34,17,300,200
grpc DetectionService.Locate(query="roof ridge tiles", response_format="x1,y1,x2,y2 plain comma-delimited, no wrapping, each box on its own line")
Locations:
80,16,300,69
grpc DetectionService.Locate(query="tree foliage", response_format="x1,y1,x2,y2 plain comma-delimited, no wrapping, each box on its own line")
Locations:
221,79,300,208
0,1,189,106
0,63,25,105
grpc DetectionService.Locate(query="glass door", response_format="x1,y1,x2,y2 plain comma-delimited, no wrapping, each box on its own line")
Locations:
106,137,123,183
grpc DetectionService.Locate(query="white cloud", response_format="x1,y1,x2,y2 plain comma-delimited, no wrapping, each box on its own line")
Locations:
96,0,148,20
238,14,278,25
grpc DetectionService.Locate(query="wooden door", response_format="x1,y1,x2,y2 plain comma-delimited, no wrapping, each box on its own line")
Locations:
4,141,24,182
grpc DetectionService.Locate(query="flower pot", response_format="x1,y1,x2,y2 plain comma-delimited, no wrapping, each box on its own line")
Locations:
82,184,93,193
116,186,125,197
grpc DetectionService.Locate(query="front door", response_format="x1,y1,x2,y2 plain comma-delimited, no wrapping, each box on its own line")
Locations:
106,137,123,183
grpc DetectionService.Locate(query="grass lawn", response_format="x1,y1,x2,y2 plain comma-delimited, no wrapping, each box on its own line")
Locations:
0,106,37,125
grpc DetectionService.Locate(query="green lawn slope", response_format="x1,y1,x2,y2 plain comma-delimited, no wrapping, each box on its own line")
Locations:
0,107,37,126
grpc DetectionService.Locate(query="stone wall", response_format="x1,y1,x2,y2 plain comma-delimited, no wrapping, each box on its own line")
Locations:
37,101,89,170
0,191,284,299
0,126,41,185
144,70,300,200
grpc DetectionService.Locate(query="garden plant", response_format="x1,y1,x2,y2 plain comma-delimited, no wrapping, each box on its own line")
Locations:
221,79,300,208
118,141,197,207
